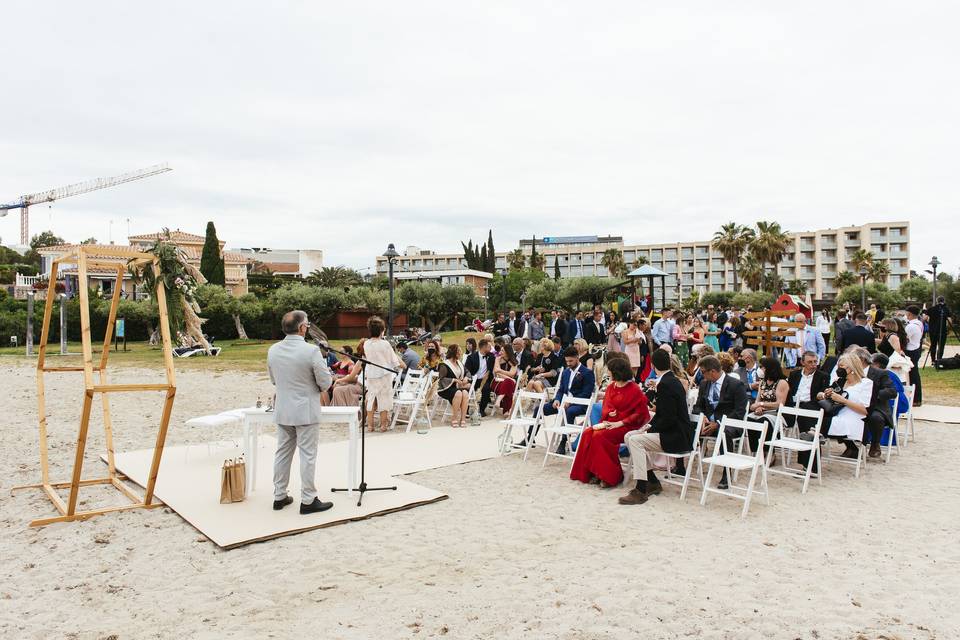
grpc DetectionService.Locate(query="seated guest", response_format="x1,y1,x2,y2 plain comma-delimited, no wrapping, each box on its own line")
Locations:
619,348,693,504
396,342,420,380
492,342,520,416
465,338,496,417
331,340,366,407
330,345,355,376
785,350,829,432
745,356,790,455
717,351,737,378
437,344,472,427
526,338,562,393
818,352,873,459
528,347,596,452
859,347,897,458
571,357,651,488
573,338,595,370
516,338,537,377
669,354,691,393
738,348,760,400
464,337,478,358
692,355,749,490
872,353,910,419
419,340,442,371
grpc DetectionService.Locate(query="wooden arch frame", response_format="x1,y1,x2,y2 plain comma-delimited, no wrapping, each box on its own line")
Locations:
30,245,177,527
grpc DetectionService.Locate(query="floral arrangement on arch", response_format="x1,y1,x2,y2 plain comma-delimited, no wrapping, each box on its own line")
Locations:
129,229,212,352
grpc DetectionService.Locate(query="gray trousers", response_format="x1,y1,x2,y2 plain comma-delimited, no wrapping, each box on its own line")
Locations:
273,423,319,504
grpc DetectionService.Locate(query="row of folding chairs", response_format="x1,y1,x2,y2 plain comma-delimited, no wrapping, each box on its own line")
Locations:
500,384,918,519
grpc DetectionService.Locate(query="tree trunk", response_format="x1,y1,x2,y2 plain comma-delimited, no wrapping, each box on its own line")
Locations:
233,314,249,340
732,257,739,292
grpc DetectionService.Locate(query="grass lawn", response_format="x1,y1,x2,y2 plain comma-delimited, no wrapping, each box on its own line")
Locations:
0,331,477,373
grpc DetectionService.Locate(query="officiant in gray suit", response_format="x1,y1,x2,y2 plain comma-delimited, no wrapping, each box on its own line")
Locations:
268,310,334,515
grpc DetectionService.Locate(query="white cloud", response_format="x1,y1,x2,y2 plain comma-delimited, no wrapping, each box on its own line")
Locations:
1,1,956,275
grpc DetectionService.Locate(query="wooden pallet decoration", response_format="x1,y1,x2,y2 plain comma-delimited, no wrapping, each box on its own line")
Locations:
743,309,805,359
27,246,177,527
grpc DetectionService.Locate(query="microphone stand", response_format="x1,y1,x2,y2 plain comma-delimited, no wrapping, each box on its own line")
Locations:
321,340,399,506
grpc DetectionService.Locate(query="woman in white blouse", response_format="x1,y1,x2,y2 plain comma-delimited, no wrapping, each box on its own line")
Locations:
819,352,873,459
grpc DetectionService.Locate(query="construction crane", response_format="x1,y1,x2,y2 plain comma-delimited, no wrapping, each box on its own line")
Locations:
0,163,172,245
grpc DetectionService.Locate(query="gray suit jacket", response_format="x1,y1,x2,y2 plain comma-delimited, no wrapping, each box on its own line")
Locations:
267,335,333,426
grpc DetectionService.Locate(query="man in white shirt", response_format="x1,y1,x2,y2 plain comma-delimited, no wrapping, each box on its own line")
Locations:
904,305,924,405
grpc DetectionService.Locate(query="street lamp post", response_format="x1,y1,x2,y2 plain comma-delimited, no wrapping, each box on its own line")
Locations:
500,267,508,315
384,243,399,337
858,265,869,312
929,256,941,308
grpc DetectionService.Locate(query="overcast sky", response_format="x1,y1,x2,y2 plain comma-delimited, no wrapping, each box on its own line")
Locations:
1,2,956,277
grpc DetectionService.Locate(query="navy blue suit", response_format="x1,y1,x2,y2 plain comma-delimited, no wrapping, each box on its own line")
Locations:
543,364,595,424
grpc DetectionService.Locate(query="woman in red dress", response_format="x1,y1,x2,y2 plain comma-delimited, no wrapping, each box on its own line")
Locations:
570,355,651,487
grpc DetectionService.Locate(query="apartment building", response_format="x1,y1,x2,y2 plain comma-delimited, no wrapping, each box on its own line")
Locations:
374,222,910,303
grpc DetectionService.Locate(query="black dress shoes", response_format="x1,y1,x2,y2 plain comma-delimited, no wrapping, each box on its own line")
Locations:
273,495,293,511
300,498,334,515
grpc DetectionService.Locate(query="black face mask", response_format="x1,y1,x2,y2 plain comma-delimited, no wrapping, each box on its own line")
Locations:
737,359,746,368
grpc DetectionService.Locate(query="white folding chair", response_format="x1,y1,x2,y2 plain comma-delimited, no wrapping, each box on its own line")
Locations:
499,390,547,460
700,416,770,518
897,385,916,445
764,405,825,494
390,371,435,433
821,430,867,478
875,393,901,464
658,414,705,501
395,369,424,400
541,394,595,469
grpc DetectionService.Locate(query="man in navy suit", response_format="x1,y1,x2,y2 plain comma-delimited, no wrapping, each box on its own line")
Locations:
564,311,585,347
838,312,876,354
534,346,596,453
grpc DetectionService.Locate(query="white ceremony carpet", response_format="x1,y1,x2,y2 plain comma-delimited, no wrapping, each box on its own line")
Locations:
109,422,505,549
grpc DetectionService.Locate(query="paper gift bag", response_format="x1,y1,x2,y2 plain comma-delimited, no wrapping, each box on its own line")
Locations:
220,458,246,504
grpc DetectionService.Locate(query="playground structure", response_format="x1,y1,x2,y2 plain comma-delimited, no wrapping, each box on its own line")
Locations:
27,245,176,526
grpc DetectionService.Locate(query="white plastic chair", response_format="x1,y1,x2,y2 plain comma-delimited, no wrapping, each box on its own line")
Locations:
499,390,547,460
395,369,424,400
541,393,595,469
390,371,435,433
764,405,825,493
657,414,705,501
700,416,770,518
876,393,901,464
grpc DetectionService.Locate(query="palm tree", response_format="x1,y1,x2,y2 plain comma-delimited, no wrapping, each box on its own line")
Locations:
834,270,859,288
868,259,890,283
307,266,363,288
738,253,764,291
506,249,527,271
752,221,791,290
848,249,874,273
600,248,627,278
529,251,546,271
631,255,650,270
711,222,755,291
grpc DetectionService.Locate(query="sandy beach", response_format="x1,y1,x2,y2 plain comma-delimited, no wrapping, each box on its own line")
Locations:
2,361,959,639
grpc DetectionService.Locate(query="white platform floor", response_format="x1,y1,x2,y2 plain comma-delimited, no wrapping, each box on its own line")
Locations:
111,422,505,548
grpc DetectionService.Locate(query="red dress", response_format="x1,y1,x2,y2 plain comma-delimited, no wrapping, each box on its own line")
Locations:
569,381,651,485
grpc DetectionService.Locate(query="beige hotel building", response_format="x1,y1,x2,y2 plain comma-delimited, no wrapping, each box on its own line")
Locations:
376,221,910,303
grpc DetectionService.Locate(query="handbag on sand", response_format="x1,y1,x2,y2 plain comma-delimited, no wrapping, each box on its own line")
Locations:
220,458,246,504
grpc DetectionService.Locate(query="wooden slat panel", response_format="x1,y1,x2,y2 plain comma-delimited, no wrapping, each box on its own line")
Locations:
92,384,172,393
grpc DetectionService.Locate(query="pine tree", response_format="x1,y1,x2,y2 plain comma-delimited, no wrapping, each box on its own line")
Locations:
553,254,561,280
479,244,488,272
200,221,226,286
486,230,495,272
530,236,537,269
